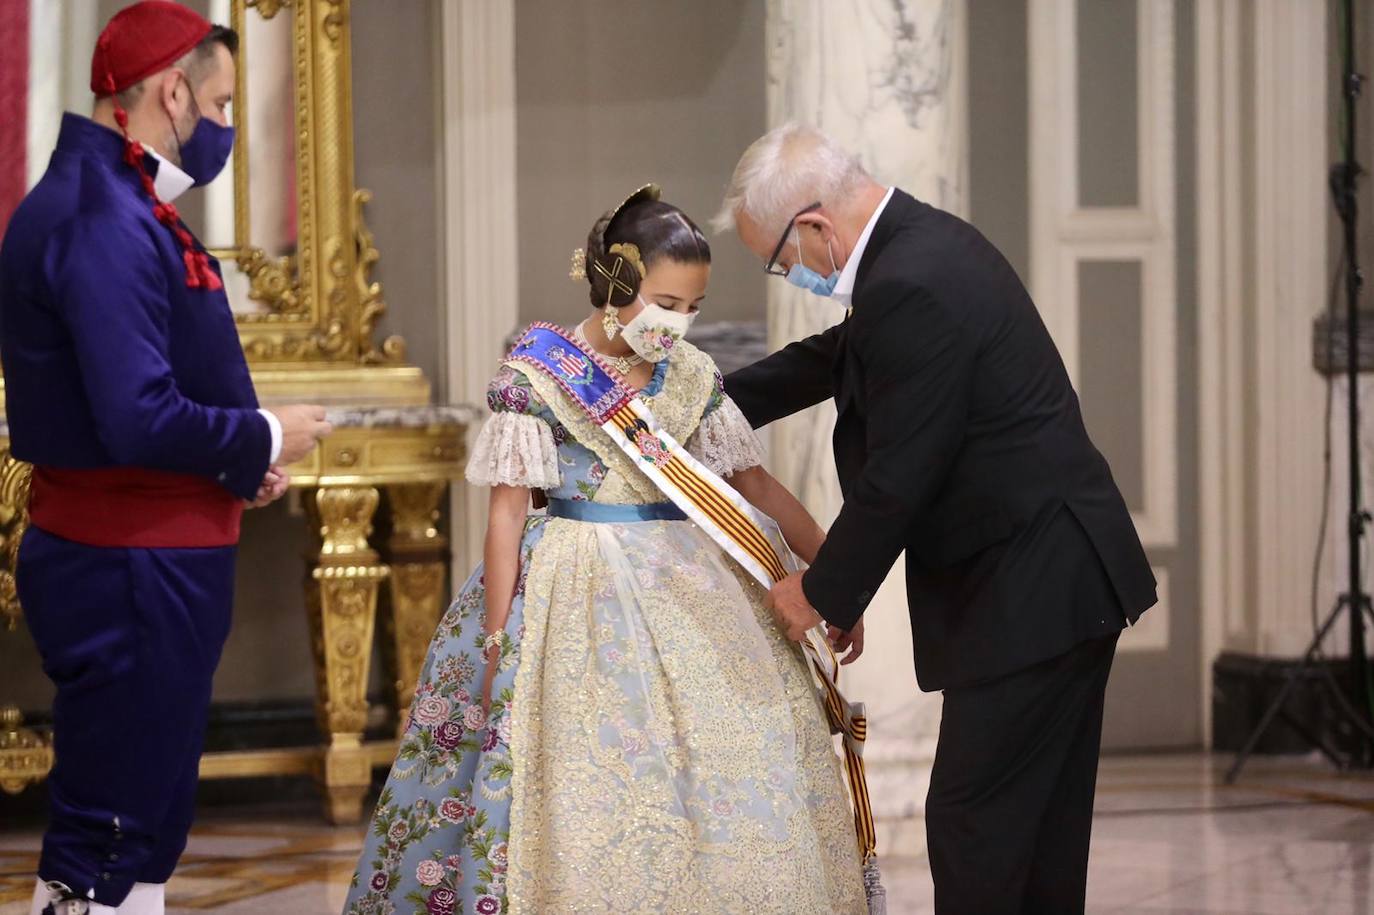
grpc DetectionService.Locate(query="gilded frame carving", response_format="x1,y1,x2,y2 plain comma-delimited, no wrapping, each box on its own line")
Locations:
224,0,405,367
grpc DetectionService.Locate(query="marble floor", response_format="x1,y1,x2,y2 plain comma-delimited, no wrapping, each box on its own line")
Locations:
1,753,1372,914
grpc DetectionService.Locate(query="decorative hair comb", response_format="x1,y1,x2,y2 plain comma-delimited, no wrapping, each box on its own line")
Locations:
608,242,646,279
609,183,661,228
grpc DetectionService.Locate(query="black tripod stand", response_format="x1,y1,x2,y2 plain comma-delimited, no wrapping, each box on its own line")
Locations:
1226,0,1374,784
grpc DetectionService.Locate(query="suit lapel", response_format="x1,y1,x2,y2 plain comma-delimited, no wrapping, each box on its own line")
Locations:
851,188,919,303
833,312,858,416
838,189,920,416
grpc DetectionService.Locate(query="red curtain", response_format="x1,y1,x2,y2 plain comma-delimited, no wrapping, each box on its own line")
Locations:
0,0,29,235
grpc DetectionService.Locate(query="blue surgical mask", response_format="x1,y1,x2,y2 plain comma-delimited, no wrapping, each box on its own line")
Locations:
180,117,235,187
170,77,235,187
784,232,840,297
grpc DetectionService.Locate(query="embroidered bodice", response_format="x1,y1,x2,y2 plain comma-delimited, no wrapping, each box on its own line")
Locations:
465,329,762,504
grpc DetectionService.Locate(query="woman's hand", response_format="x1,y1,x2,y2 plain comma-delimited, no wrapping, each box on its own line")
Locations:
480,633,502,714
479,485,529,713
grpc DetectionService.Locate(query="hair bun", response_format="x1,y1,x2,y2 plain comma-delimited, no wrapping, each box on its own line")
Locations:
589,244,643,308
581,182,710,309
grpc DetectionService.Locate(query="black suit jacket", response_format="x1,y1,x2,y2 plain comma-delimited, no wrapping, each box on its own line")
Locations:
726,190,1157,691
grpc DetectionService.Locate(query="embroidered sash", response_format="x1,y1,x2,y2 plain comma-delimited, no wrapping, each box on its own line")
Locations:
508,322,877,863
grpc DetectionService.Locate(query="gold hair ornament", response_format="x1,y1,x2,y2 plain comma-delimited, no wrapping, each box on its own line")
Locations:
593,252,637,302
610,183,662,227
569,247,587,280
608,242,646,279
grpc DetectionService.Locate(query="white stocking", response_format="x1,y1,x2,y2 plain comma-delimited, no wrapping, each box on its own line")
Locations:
115,884,165,915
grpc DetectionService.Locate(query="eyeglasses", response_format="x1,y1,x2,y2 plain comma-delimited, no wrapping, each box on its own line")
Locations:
763,201,823,276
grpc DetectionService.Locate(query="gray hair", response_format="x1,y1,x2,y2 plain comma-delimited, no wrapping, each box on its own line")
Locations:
712,123,871,236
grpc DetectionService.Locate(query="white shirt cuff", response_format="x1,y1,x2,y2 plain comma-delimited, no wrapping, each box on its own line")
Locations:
259,409,283,464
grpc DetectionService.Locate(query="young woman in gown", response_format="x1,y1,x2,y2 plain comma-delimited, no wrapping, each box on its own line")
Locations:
343,187,866,915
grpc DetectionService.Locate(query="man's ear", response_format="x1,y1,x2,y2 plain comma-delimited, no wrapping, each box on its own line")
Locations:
155,69,184,116
796,212,836,244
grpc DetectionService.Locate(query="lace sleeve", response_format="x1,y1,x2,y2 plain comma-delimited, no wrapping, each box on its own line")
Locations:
465,412,561,488
464,366,562,488
686,394,766,477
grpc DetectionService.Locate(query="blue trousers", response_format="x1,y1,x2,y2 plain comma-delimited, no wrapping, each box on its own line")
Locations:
18,527,236,907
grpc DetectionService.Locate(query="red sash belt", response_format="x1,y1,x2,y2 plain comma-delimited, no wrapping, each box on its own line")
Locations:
29,467,243,548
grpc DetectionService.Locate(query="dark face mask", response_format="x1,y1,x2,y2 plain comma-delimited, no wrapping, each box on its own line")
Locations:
168,77,235,187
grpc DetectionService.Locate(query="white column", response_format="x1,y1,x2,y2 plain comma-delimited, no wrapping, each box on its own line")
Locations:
439,0,519,573
764,0,968,852
204,0,235,252
1196,0,1249,741
1250,0,1329,658
1198,0,1330,738
26,0,62,192
204,0,253,313
27,0,100,191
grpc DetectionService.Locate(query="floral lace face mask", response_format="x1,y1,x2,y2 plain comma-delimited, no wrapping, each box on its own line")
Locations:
614,297,696,363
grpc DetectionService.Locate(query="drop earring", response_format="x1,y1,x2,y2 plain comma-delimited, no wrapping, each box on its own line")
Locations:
602,306,622,341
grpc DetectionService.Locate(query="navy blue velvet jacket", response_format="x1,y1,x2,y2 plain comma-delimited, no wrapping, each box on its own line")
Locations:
0,114,269,501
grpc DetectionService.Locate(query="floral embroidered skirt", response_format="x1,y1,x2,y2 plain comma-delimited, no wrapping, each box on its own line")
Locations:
343,513,865,915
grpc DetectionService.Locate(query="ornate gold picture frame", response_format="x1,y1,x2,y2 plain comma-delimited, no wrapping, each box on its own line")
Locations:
222,0,410,379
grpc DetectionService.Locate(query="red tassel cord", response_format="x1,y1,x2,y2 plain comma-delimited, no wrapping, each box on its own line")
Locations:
107,72,219,291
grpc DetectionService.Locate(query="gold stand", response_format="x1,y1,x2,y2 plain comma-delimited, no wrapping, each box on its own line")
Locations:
0,451,48,796
381,483,450,739
305,486,389,825
0,705,53,796
0,419,469,819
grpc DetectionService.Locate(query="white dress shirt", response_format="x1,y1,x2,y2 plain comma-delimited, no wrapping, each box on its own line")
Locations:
145,148,195,204
831,187,895,307
261,410,282,464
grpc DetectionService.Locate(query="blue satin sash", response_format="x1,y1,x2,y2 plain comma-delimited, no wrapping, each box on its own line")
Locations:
546,499,687,523
507,323,631,424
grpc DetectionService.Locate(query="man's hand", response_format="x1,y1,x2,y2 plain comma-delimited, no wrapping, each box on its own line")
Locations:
246,465,290,508
765,571,824,641
827,617,865,665
269,404,333,465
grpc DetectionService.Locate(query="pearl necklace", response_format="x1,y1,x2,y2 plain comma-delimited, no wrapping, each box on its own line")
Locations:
575,321,643,376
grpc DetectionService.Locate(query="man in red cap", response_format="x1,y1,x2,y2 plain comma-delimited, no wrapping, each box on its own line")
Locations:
0,3,332,913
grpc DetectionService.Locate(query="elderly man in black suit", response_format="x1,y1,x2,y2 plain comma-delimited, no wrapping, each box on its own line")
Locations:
715,124,1157,915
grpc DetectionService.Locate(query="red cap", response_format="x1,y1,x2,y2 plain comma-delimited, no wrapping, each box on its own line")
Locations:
89,2,221,292
91,1,212,97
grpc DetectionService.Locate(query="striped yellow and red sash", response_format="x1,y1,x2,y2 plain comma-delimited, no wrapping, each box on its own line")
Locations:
508,323,877,863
